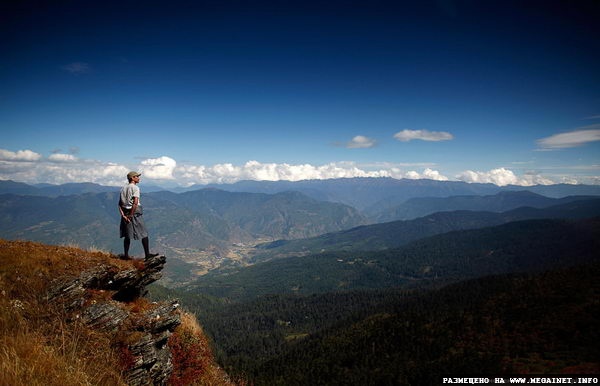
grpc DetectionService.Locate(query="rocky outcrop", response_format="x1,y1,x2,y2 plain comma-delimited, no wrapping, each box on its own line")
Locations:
47,255,181,386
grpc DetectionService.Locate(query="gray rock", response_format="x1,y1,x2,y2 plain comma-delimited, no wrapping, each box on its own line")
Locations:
81,301,129,331
47,255,181,385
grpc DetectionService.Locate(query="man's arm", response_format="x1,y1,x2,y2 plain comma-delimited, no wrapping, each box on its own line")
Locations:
118,202,130,223
129,197,139,219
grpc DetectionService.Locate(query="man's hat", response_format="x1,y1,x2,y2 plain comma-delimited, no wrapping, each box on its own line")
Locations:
127,171,142,179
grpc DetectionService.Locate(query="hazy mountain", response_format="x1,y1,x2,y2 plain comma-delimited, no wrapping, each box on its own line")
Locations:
0,180,166,197
35,182,120,196
4,178,600,212
0,188,366,257
175,189,365,239
254,198,600,261
0,180,40,195
185,178,504,210
0,192,121,250
183,178,600,211
504,183,600,197
188,217,600,302
369,190,596,222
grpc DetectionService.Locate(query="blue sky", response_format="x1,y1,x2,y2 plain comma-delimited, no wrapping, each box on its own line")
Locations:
1,0,599,187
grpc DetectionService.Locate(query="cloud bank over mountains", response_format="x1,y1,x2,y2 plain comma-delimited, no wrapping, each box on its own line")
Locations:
0,149,590,187
3,124,598,187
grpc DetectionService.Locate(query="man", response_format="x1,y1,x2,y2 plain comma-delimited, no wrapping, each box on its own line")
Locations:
119,171,159,259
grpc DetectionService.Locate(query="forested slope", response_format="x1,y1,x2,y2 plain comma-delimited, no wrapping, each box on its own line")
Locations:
152,262,600,385
189,217,600,301
251,262,600,385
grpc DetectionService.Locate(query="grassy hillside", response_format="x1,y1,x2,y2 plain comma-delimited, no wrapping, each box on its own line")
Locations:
0,239,235,386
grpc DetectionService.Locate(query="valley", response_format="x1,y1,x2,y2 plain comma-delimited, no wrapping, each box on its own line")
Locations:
158,239,270,286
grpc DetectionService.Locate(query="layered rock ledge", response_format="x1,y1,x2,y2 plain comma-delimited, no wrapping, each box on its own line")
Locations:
47,255,181,386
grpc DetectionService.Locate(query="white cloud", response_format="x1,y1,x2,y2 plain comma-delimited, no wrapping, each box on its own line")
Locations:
455,167,554,186
176,160,455,185
422,168,449,181
0,149,42,162
457,168,518,186
0,149,594,187
48,153,78,162
536,127,600,150
393,129,454,142
0,153,130,186
346,135,377,148
404,171,421,179
139,156,177,180
178,160,392,184
61,62,91,75
403,168,448,181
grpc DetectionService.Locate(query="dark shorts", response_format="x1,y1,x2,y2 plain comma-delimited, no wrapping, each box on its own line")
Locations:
120,207,148,240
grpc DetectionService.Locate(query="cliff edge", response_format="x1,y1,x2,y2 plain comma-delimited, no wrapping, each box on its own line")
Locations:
0,239,233,386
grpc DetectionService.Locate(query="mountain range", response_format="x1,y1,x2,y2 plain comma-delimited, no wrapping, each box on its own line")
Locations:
368,190,598,221
0,188,365,272
3,177,600,383
152,215,600,383
2,178,600,284
186,177,600,211
186,216,600,301
253,197,600,261
3,178,600,211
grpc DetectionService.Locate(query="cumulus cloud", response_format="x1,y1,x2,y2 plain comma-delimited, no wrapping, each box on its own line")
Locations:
176,160,454,185
48,153,78,162
178,160,392,184
457,168,518,186
393,129,454,142
0,149,588,187
0,151,129,186
456,167,554,186
403,168,449,181
0,149,42,162
536,126,600,150
346,135,377,148
61,62,91,75
422,168,449,181
139,156,177,180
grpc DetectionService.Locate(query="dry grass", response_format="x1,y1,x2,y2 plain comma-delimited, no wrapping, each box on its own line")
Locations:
0,239,133,385
169,312,239,386
0,239,239,386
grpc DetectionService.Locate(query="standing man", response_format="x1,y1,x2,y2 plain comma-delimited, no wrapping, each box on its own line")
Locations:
119,171,159,260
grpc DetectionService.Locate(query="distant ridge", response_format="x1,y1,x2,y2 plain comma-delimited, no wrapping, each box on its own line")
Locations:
369,190,598,221
179,178,600,210
0,188,366,262
254,198,600,260
184,178,502,210
0,180,40,195
3,178,600,210
191,216,600,301
0,180,165,196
